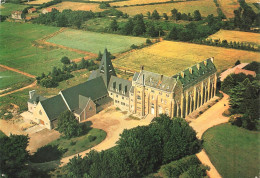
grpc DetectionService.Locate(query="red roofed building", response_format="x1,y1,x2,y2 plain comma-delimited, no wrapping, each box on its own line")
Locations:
42,7,57,14
28,7,37,14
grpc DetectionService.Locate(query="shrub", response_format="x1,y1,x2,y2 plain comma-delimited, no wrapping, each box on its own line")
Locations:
199,111,203,115
223,109,231,117
146,39,152,44
88,135,96,142
61,56,70,64
130,44,138,49
70,141,76,146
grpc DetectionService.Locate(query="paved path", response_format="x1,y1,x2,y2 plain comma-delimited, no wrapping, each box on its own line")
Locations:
189,93,230,178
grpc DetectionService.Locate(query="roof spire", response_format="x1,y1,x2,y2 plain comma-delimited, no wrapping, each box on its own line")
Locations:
98,48,116,88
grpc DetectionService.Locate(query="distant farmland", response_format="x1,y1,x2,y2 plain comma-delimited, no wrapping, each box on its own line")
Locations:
208,30,260,46
218,0,240,18
0,3,29,16
111,0,184,7
49,2,103,12
113,41,260,76
47,29,147,54
116,0,218,17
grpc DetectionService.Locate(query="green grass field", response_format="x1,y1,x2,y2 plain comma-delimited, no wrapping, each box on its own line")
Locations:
0,68,32,90
0,3,29,16
0,22,83,76
47,29,147,54
203,124,260,178
50,128,106,157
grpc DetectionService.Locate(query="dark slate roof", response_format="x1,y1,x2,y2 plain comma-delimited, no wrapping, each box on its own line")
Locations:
79,95,90,110
134,70,177,92
88,70,100,81
60,76,108,111
108,76,132,97
40,95,68,121
173,58,217,89
28,93,46,104
132,72,140,82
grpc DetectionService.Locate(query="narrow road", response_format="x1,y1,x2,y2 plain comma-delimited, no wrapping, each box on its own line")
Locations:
0,64,36,97
189,93,230,178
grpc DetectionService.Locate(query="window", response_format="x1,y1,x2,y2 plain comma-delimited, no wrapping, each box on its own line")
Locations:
116,95,118,98
159,92,162,95
131,99,133,101
137,95,141,100
39,110,42,115
166,94,169,97
121,102,125,106
152,95,154,100
151,90,155,93
161,99,163,103
131,105,133,108
122,96,124,100
89,106,92,111
137,91,141,93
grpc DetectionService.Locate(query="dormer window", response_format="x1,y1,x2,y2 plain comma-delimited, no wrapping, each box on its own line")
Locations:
113,82,116,89
119,84,122,91
125,86,127,93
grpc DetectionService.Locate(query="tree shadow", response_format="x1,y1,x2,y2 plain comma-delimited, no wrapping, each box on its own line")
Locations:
80,121,93,135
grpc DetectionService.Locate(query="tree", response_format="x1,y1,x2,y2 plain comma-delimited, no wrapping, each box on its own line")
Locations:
163,13,168,20
221,75,236,94
122,18,134,35
110,19,118,32
235,60,241,66
96,51,102,61
61,56,70,64
193,10,202,21
167,26,179,40
57,110,83,138
132,14,146,36
146,23,158,37
147,11,151,19
171,8,178,20
151,10,160,20
0,134,31,177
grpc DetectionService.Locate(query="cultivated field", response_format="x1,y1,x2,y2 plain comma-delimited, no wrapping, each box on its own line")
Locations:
49,2,103,12
203,124,260,178
26,0,53,4
113,40,260,76
116,0,218,17
0,22,83,76
0,68,32,91
218,0,240,18
208,30,260,46
47,29,147,54
0,3,29,16
111,0,184,7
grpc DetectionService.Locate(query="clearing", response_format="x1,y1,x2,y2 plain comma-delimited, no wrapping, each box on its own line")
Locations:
217,0,240,18
0,22,83,76
0,3,29,16
116,0,218,17
47,29,147,54
203,124,260,178
208,29,260,46
49,2,103,12
113,40,260,76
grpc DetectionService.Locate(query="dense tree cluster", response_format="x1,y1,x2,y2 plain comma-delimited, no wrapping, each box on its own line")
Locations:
221,64,260,130
0,134,31,177
34,9,95,28
234,0,260,30
160,155,208,177
63,115,201,177
171,9,202,22
99,2,110,9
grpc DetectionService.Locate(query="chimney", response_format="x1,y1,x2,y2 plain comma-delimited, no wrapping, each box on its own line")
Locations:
181,71,184,78
189,68,192,74
142,74,145,85
210,57,214,63
196,63,200,70
29,90,35,99
204,60,207,66
141,65,144,71
160,74,163,81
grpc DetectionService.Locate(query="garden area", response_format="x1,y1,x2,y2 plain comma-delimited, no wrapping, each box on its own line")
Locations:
203,123,259,178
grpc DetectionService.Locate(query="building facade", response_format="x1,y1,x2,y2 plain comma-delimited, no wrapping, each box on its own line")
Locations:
28,49,217,129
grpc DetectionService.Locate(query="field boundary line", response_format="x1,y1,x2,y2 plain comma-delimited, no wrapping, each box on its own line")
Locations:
0,64,36,78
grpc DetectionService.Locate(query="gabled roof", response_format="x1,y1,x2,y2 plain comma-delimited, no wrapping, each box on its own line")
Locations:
12,11,22,15
173,58,217,89
134,70,177,92
40,95,68,121
108,76,132,97
60,76,108,111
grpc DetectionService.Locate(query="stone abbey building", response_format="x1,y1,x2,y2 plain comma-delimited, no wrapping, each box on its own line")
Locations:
28,49,217,129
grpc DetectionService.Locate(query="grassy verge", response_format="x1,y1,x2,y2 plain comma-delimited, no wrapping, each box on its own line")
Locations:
203,123,260,178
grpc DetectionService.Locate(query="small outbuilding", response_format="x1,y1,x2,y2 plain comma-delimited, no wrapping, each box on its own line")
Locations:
28,7,37,14
11,11,24,20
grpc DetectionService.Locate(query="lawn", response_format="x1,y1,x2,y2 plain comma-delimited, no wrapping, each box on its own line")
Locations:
0,67,32,91
218,0,240,18
203,124,260,178
113,40,260,76
49,2,103,12
0,3,29,16
0,22,83,76
116,0,218,17
50,128,106,157
47,29,147,54
208,29,260,46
